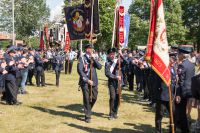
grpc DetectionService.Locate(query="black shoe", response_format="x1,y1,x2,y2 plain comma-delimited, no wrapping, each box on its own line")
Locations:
22,91,29,94
30,83,34,86
85,118,91,123
13,101,22,105
108,116,114,120
113,114,118,119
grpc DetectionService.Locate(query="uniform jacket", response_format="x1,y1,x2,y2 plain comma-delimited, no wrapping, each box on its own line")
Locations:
105,56,128,88
77,54,102,87
191,73,200,100
177,59,195,98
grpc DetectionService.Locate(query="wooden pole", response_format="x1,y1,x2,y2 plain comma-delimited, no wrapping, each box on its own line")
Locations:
118,49,122,106
89,0,94,102
168,86,175,133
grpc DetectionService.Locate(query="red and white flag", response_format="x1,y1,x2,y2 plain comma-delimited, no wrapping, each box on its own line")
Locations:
64,32,70,52
146,0,170,86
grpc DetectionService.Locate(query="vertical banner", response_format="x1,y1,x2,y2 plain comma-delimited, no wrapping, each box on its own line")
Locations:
114,7,119,48
64,4,86,40
118,5,125,47
85,0,92,40
93,0,100,35
64,32,70,52
146,0,170,86
39,31,44,50
124,13,130,48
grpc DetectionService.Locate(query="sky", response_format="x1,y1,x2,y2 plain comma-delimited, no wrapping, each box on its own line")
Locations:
47,0,132,21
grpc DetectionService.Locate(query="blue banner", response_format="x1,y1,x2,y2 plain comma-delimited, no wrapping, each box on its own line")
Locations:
124,13,130,48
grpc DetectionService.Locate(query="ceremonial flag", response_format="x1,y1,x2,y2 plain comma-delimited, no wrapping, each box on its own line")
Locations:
124,13,130,48
93,0,100,36
39,31,44,50
64,4,86,40
64,32,70,52
118,6,125,47
113,5,124,48
146,0,170,86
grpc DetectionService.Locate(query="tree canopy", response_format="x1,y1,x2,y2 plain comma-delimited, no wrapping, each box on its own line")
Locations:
0,0,50,44
128,0,188,49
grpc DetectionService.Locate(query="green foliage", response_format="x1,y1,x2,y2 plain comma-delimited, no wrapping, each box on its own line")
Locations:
181,0,200,51
128,0,188,49
95,0,116,50
0,0,50,42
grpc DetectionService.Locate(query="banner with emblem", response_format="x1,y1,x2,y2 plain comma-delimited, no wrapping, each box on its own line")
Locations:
64,4,86,40
118,6,125,47
146,0,170,86
39,31,44,50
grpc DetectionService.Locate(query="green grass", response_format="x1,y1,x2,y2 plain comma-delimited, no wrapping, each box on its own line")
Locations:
0,61,197,133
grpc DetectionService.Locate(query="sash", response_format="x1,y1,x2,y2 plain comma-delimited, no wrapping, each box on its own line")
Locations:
110,59,118,74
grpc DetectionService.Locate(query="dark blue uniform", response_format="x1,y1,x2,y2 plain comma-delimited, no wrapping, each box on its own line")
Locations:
34,53,45,87
77,54,102,121
4,56,19,104
54,54,64,86
154,66,176,133
105,56,127,118
175,59,195,133
127,57,134,91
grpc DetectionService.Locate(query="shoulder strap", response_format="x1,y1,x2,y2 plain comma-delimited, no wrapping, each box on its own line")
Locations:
110,59,118,74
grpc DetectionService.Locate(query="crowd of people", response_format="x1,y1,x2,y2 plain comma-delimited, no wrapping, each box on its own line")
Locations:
77,44,200,133
0,43,200,132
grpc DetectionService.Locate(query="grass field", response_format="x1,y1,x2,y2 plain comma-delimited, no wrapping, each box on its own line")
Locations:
0,61,197,133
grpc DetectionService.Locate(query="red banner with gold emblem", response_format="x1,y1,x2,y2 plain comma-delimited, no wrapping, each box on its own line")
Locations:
118,5,125,47
64,32,70,52
146,0,170,86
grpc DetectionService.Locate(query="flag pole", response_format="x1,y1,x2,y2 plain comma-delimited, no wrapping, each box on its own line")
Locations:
168,86,175,133
117,0,122,106
12,0,15,45
111,5,117,48
67,0,73,75
89,0,94,102
80,0,83,57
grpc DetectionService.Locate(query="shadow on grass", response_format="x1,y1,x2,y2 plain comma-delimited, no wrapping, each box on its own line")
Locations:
30,106,85,121
121,93,155,113
64,123,155,133
58,104,108,118
45,83,55,86
124,122,169,133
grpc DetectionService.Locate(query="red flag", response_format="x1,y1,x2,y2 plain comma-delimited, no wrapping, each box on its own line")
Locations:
64,32,70,52
146,0,170,86
39,31,44,50
118,5,125,47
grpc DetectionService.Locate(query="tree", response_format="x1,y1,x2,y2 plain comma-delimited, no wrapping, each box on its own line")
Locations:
181,0,200,51
128,0,188,49
0,0,50,42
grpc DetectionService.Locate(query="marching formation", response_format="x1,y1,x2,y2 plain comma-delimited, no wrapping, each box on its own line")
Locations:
0,43,199,133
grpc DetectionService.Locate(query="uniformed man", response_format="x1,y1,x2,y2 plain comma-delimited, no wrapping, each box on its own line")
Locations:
34,49,48,87
105,48,127,120
154,54,177,133
54,50,64,87
127,51,134,91
65,48,76,74
77,44,102,123
27,48,35,85
4,49,23,105
175,48,195,133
